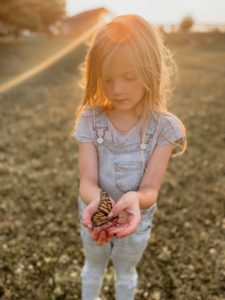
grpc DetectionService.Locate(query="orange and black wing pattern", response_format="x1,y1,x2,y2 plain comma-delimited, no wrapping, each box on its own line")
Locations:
91,190,117,227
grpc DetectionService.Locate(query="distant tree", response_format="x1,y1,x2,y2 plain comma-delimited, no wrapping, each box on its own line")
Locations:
179,15,194,32
0,0,66,34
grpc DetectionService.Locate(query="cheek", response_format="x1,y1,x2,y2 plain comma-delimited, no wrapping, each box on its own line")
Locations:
129,83,145,96
102,83,112,95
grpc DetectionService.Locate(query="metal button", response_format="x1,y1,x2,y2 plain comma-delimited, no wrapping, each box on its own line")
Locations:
140,143,147,150
97,137,104,144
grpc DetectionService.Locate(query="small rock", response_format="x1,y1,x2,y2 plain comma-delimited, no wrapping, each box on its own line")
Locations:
37,261,42,267
53,286,64,296
157,246,171,262
28,264,34,271
204,219,211,225
59,254,70,264
151,290,161,300
184,222,192,229
188,264,194,271
209,248,216,255
69,272,77,279
44,256,52,264
2,244,8,250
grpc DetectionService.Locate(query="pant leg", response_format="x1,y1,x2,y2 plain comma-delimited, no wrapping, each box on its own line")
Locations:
111,222,152,300
111,204,157,300
80,224,112,300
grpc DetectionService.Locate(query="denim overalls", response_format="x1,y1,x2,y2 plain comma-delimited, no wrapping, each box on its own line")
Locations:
74,107,184,300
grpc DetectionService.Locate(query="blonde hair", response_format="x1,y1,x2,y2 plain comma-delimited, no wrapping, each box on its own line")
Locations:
73,14,187,156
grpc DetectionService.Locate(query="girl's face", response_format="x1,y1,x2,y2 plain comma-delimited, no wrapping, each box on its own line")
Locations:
100,45,145,114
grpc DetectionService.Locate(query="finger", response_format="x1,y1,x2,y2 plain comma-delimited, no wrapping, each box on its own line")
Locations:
105,229,114,239
106,220,120,231
108,201,127,218
107,224,128,235
99,230,107,241
96,230,107,245
100,222,114,231
106,227,118,235
90,231,98,241
106,235,113,242
96,240,107,246
90,227,101,241
109,213,141,237
116,216,141,238
82,208,93,229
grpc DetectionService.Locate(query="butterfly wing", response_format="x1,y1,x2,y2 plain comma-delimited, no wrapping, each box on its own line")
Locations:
98,191,112,214
91,211,109,227
91,190,113,227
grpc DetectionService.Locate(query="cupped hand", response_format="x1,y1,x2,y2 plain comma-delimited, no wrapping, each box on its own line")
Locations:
82,192,141,244
89,222,114,245
90,211,129,245
81,198,100,230
82,196,116,245
107,191,141,238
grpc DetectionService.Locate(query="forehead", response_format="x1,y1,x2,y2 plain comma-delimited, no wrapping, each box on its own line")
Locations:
100,45,136,77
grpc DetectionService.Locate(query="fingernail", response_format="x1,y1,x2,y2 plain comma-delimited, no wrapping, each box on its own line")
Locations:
108,212,113,218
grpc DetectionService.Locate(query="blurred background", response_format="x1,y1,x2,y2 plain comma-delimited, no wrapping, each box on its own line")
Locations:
0,1,225,299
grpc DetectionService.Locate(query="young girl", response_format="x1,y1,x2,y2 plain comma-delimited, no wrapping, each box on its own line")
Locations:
72,14,187,300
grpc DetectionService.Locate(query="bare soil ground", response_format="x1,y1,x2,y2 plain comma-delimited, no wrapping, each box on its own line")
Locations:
0,32,225,300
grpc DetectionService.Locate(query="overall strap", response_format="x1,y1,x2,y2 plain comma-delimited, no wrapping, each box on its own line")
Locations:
140,113,159,150
93,108,108,144
139,113,159,172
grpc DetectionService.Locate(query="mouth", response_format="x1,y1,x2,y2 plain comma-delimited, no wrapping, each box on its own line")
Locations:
113,99,128,102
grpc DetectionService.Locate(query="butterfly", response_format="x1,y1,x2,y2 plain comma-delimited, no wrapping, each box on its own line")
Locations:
91,190,118,227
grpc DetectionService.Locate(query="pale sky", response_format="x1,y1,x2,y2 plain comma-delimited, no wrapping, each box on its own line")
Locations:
66,0,225,25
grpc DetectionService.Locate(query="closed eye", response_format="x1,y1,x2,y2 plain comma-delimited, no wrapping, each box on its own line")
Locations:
123,72,137,80
124,76,136,81
102,74,137,83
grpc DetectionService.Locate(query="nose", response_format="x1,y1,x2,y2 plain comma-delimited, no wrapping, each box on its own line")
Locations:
112,80,124,95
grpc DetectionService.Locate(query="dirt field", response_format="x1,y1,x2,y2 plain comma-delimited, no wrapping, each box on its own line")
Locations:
0,32,225,300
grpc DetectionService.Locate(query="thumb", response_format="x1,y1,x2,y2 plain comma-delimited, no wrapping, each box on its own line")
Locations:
108,201,127,218
82,208,93,229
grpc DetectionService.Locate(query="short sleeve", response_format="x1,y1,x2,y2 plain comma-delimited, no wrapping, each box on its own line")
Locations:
157,113,186,149
72,108,95,143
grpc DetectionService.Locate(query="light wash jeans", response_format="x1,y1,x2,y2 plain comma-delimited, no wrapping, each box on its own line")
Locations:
79,198,157,300
75,107,159,299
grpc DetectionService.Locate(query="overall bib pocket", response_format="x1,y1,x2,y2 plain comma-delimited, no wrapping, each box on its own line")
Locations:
114,161,144,193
